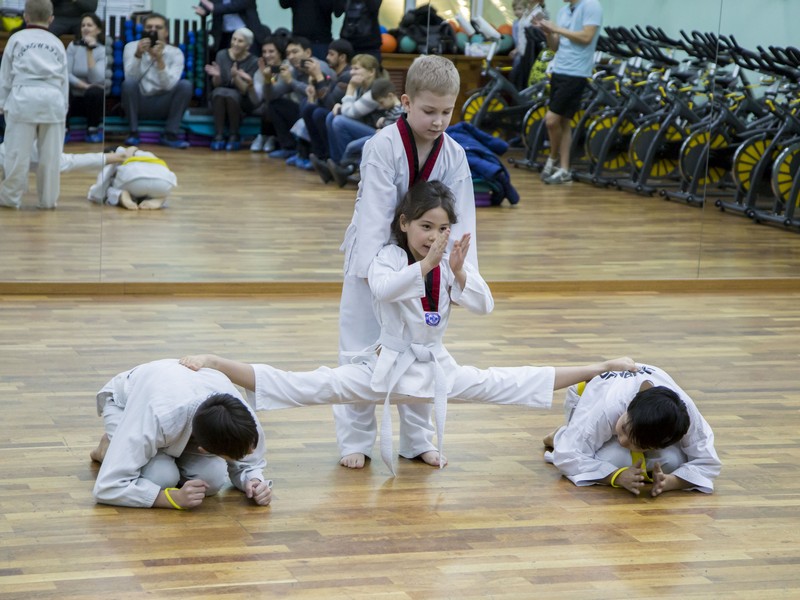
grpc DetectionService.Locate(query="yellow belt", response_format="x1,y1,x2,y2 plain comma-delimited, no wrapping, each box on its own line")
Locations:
122,156,168,168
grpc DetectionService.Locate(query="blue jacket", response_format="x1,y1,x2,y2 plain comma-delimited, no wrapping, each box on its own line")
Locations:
446,122,519,205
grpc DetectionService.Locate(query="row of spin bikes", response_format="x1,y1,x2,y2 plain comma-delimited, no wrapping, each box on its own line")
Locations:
462,25,800,230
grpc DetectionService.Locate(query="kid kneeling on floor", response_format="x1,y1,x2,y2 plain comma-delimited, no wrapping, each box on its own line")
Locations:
88,146,178,210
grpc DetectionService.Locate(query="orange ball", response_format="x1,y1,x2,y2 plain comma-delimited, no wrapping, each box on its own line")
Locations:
380,32,398,53
497,23,513,36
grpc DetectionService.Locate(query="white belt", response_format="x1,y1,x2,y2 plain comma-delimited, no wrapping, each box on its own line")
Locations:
377,332,447,476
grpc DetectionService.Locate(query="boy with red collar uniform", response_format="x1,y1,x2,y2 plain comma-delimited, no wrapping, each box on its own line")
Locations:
335,55,478,470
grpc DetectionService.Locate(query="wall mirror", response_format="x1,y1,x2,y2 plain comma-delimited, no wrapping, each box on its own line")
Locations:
3,0,800,284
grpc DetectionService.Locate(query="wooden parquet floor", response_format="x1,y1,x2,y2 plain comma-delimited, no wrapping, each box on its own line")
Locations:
1,143,800,284
2,290,800,599
1,143,799,598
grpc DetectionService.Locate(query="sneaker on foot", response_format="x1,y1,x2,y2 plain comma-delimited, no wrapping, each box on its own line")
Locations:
263,136,277,153
250,134,265,151
226,136,241,151
160,133,189,149
310,153,333,183
268,148,295,159
327,158,354,188
541,157,556,179
544,168,573,185
85,129,104,144
210,135,226,151
295,157,313,170
125,132,141,145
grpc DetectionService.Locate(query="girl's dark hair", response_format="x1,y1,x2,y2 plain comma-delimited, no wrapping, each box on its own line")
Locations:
391,180,458,255
263,36,287,59
626,386,690,450
79,12,105,45
192,393,258,460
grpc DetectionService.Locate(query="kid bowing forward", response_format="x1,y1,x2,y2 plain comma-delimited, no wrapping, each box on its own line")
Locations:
543,364,721,496
182,180,637,475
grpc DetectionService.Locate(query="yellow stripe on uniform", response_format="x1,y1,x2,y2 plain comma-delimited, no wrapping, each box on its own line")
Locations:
123,156,169,168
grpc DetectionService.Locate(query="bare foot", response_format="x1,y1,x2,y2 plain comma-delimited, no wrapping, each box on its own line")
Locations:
542,428,557,450
416,450,447,467
138,198,165,210
89,433,110,463
119,190,138,210
339,453,367,469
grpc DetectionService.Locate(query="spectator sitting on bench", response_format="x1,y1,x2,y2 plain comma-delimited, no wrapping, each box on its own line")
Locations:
265,36,335,170
250,36,288,153
121,12,192,149
305,38,353,181
321,54,385,184
205,27,259,151
66,12,106,144
324,77,404,187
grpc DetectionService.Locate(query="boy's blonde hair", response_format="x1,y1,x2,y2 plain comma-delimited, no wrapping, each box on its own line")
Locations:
404,55,460,99
25,0,53,23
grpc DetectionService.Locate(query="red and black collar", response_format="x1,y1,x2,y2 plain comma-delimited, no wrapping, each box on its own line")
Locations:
397,115,444,187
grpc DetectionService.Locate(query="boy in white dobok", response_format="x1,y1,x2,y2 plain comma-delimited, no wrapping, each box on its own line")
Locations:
544,364,721,496
0,0,69,209
336,55,480,470
90,359,272,509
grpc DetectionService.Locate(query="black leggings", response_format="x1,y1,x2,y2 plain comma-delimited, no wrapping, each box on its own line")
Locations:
211,87,256,138
68,86,105,129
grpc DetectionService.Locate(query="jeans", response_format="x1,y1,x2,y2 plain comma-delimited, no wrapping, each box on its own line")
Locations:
302,104,331,159
326,113,376,163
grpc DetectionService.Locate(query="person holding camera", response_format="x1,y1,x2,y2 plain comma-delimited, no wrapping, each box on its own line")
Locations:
303,39,353,179
121,12,193,149
205,27,259,151
66,12,106,143
263,36,334,168
321,53,385,179
249,37,287,153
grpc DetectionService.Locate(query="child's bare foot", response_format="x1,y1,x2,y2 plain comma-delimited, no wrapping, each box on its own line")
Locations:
138,198,165,210
416,450,447,467
543,428,557,449
89,433,110,463
119,190,138,210
340,453,367,469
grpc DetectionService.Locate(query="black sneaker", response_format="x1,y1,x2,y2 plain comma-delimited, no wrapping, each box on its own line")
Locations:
327,159,354,188
310,154,333,184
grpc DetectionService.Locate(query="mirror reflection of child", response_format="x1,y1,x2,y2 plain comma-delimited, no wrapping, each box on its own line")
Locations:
88,146,178,210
